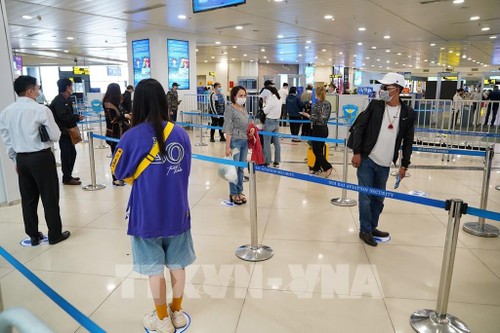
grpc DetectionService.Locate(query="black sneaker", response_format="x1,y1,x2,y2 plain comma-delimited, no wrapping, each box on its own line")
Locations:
359,232,377,247
210,138,215,142
220,137,226,142
372,229,389,238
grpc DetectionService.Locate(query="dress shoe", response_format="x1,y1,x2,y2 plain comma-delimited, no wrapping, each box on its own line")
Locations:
49,231,71,245
30,231,44,246
72,177,80,181
372,229,389,238
220,137,226,142
359,231,377,247
63,179,81,185
210,138,215,142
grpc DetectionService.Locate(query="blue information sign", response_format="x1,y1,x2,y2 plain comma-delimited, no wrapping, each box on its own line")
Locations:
192,0,246,13
167,39,190,90
132,39,151,86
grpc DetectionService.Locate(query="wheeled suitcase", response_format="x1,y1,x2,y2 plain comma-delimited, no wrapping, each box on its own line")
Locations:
307,144,329,169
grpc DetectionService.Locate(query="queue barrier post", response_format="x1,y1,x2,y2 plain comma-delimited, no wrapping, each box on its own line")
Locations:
462,146,499,237
94,114,108,149
235,161,274,262
195,111,208,147
331,139,357,207
410,198,470,333
82,132,106,191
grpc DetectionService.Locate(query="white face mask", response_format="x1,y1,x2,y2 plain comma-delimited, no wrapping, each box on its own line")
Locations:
236,97,246,105
379,90,393,102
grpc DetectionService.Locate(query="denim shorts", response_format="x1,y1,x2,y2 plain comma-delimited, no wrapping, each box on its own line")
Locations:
131,230,196,275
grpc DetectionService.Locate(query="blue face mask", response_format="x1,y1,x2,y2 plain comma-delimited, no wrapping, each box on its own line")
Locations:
379,90,393,102
218,87,222,92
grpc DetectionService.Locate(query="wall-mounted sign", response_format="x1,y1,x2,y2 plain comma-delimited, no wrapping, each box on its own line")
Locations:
132,39,151,86
167,39,190,90
209,71,215,76
73,67,90,75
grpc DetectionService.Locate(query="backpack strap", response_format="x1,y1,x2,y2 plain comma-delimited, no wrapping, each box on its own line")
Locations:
123,122,175,185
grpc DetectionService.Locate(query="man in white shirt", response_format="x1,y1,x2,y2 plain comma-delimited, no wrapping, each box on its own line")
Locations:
451,88,464,127
0,76,70,246
278,83,289,127
349,73,415,247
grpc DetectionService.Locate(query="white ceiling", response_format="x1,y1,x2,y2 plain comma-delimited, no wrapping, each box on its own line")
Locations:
5,0,500,70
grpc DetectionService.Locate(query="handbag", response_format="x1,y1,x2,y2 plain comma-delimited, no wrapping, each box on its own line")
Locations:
68,126,82,144
116,122,175,185
39,125,50,142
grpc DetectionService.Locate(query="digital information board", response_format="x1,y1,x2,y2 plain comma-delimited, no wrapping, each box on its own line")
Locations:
192,0,246,13
132,39,151,86
167,39,190,90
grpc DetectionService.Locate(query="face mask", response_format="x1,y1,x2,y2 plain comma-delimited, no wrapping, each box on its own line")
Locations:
218,87,222,92
236,97,246,105
379,90,393,102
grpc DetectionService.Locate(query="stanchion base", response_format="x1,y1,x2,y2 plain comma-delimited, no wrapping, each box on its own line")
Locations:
82,184,106,191
94,145,109,149
462,222,499,238
496,185,500,191
330,197,357,207
195,143,208,146
235,244,273,262
410,309,470,333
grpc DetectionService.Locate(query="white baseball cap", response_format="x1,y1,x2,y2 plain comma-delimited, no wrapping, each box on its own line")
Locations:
378,72,406,88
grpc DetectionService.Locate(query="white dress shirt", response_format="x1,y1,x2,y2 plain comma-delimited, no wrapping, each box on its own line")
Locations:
278,88,289,105
0,96,61,160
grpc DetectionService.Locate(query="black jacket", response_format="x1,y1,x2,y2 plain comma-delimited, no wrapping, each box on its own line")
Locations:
49,94,79,135
349,99,415,168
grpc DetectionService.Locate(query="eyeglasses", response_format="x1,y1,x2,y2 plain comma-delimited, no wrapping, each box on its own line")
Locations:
381,85,397,91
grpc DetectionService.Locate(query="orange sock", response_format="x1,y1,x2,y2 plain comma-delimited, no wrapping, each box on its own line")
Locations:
155,304,168,320
170,297,183,312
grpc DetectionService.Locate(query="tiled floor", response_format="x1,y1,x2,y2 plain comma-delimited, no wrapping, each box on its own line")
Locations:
1,126,500,332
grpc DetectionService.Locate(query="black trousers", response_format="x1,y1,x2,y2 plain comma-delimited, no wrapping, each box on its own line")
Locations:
280,104,288,127
59,134,77,182
16,149,63,240
485,102,499,126
289,115,302,136
109,142,118,181
301,116,311,137
311,125,332,172
210,117,225,139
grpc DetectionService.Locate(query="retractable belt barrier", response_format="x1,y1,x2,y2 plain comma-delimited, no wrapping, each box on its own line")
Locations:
413,146,486,157
415,127,500,138
0,246,106,333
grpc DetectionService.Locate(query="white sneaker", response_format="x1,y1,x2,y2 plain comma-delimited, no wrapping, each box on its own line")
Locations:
143,311,175,333
168,304,188,329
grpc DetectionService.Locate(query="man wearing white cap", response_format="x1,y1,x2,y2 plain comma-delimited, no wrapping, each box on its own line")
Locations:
348,73,415,246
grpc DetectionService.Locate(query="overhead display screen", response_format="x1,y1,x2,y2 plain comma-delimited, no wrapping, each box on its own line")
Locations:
132,39,151,86
167,39,190,90
192,0,246,13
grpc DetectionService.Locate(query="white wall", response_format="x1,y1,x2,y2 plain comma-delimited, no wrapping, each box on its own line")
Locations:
0,0,20,204
314,66,333,83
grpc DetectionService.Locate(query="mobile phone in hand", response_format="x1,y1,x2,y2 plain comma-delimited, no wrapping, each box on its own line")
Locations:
394,174,401,189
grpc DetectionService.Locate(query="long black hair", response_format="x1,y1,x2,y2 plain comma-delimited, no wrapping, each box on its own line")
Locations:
132,79,169,157
102,83,121,108
262,85,280,100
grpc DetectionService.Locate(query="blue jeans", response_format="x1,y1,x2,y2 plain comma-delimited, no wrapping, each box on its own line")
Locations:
229,139,248,196
263,119,281,165
357,157,390,233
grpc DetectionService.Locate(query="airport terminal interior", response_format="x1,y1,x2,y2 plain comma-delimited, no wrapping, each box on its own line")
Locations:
0,0,500,332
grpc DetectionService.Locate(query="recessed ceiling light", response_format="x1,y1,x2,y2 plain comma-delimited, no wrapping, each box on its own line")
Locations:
280,58,284,61
215,41,221,45
250,60,253,62
395,62,399,65
195,49,199,52
365,57,370,59
64,50,69,53
384,35,391,39
468,57,471,60
448,50,453,53
204,60,208,63
235,26,243,30
430,43,436,46
481,27,490,31
32,43,38,46
231,58,235,61
357,42,363,46
266,60,270,63
243,54,247,56
261,48,265,52
386,49,390,53
322,49,326,52
232,45,237,48
67,36,74,40
314,56,318,59
371,46,376,49
263,56,267,59
358,27,366,31
424,59,428,62
440,47,445,50
490,36,497,39
178,14,187,19
470,16,480,21
377,58,380,61
223,51,228,55
328,58,332,61
371,65,374,67
324,15,333,19
453,0,464,4
456,53,460,56
305,46,310,49
339,51,343,54
298,54,302,57
277,34,284,38
386,60,390,63
353,54,357,57
306,40,312,44
22,15,32,20
397,52,402,55
211,56,215,59
431,61,435,64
